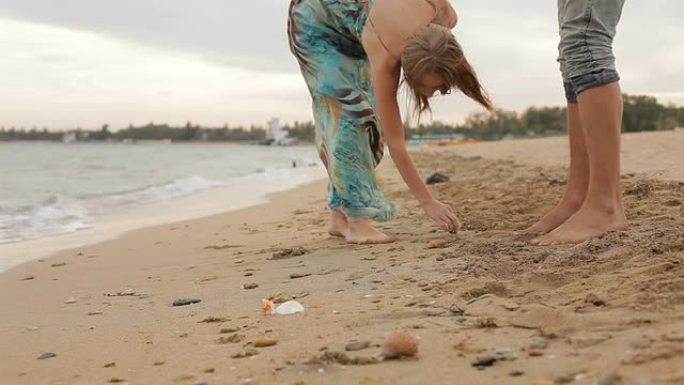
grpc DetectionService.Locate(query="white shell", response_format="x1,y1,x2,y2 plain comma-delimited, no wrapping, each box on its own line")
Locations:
274,300,305,315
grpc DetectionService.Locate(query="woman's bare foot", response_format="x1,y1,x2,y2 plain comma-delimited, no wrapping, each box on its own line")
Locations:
346,219,394,244
531,200,627,245
327,210,349,238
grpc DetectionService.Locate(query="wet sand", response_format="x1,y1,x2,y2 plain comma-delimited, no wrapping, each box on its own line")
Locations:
1,131,682,385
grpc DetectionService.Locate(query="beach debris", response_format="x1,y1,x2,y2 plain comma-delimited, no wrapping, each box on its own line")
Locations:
242,283,259,290
243,272,253,277
529,337,548,350
232,349,260,359
426,172,449,185
554,369,587,384
108,378,126,383
427,239,449,249
37,352,56,360
220,327,241,334
154,361,165,366
345,341,371,352
262,299,275,315
217,334,245,344
471,356,498,369
271,247,309,260
105,288,140,297
172,375,195,383
269,300,304,315
585,293,607,307
253,338,278,348
104,362,116,368
509,369,525,376
289,273,312,279
88,311,103,316
307,351,379,366
199,316,227,323
51,262,67,267
65,297,77,304
203,368,215,373
172,298,201,307
528,350,545,357
21,276,35,281
449,304,465,315
382,330,420,359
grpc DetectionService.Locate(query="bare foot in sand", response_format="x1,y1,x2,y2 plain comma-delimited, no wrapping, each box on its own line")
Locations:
522,197,583,237
531,200,627,245
346,219,394,244
327,210,349,238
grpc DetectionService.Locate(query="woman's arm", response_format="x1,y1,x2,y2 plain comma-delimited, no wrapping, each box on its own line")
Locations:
362,29,460,232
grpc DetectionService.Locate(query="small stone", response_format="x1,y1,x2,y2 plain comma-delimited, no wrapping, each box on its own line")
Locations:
585,293,607,307
65,297,77,304
509,369,525,376
528,350,545,357
242,283,259,290
426,172,449,184
104,362,116,368
220,327,241,334
21,276,35,281
172,298,201,306
51,262,67,267
530,338,548,349
88,311,103,316
232,348,260,359
37,352,56,360
153,361,165,366
253,338,278,348
345,341,371,352
199,316,227,323
243,272,253,277
471,356,498,369
289,273,312,279
449,304,465,315
108,378,126,383
203,368,215,373
427,239,448,249
436,257,444,261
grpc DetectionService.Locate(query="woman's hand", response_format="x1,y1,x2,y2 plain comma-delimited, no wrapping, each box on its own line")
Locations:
421,199,461,233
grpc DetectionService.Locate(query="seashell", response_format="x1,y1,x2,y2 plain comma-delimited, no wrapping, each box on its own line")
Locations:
261,299,275,315
382,329,420,359
274,300,305,315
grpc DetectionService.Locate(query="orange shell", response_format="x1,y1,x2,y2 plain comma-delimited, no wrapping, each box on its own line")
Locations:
383,330,420,359
261,299,275,315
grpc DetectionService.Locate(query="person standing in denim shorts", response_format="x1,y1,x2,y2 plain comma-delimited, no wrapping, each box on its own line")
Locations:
528,0,628,244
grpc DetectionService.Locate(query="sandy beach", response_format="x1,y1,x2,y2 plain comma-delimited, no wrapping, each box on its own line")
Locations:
1,131,682,385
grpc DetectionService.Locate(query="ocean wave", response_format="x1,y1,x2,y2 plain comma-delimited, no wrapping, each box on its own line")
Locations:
99,175,227,208
0,196,93,244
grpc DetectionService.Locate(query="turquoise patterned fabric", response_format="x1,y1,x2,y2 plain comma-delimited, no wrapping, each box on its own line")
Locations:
288,0,396,221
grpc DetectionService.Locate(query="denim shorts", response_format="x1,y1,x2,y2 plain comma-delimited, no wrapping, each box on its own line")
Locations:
558,0,625,103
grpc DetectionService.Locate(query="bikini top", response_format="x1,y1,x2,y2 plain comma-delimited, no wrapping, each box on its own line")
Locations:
367,0,439,61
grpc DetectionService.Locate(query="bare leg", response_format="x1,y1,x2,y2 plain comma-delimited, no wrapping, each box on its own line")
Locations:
534,82,628,245
523,103,588,235
327,210,349,238
346,218,394,244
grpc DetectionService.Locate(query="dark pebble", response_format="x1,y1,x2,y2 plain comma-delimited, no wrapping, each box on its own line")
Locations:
449,304,465,315
242,283,259,290
426,172,450,185
471,356,498,369
37,352,56,360
345,341,371,352
172,298,202,306
289,273,312,279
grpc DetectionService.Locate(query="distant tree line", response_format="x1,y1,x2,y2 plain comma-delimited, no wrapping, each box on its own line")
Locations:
1,94,682,142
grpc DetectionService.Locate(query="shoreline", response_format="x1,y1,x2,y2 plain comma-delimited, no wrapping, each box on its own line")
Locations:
0,167,325,273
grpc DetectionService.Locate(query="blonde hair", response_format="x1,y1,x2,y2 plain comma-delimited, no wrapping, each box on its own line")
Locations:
401,24,493,116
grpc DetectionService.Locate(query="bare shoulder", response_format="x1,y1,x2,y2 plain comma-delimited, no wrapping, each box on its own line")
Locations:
362,25,399,71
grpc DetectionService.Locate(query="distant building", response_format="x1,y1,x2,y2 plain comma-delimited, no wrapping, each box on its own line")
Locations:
264,118,294,145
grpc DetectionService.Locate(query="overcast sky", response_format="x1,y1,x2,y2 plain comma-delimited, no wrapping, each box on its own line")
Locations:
0,0,682,130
